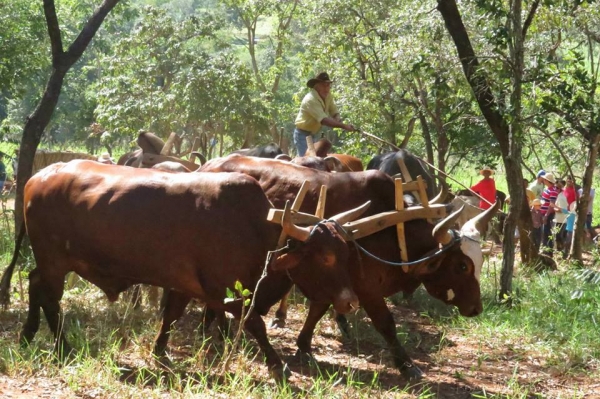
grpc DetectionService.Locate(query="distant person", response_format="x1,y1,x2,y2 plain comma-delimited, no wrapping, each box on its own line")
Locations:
553,179,568,252
530,199,543,252
0,153,6,192
97,152,115,165
577,185,595,239
505,178,536,207
470,166,496,210
294,72,356,156
12,148,19,180
540,173,559,256
563,202,577,259
528,169,546,199
563,176,577,206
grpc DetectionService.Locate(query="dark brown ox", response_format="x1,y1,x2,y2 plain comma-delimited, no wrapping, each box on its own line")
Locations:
199,154,497,380
0,160,364,381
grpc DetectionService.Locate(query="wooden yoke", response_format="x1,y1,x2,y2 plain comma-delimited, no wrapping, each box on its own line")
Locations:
394,178,410,270
273,181,326,248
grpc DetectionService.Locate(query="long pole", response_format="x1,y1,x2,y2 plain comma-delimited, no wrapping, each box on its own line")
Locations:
359,130,494,207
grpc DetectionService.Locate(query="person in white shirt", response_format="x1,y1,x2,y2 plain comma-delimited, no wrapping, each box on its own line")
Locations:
553,180,569,252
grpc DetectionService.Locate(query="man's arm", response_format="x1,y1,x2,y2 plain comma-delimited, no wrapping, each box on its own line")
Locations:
321,116,356,131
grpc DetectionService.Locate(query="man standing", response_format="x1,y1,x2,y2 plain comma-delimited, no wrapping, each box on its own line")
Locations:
470,167,496,210
294,72,356,156
540,173,559,256
528,169,546,199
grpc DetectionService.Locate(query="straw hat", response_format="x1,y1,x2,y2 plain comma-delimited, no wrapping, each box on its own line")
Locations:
480,166,494,176
531,198,542,207
541,172,556,185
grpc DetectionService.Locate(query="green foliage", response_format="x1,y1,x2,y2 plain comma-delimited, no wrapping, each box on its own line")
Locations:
93,6,268,148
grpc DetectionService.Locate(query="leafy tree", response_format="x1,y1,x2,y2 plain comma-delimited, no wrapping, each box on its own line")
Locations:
93,6,267,154
12,0,122,239
534,2,600,260
437,0,543,300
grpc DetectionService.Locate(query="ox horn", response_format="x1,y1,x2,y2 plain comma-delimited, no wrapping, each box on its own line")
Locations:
432,205,465,245
329,201,372,225
430,179,449,204
281,200,312,242
464,201,500,235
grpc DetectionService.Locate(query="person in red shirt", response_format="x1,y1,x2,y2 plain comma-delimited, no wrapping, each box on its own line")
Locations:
471,167,497,210
563,175,577,206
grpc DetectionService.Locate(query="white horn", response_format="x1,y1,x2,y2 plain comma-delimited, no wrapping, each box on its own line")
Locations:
432,205,464,245
281,200,312,242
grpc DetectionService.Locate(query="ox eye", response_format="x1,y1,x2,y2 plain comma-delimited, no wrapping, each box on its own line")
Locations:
459,263,468,272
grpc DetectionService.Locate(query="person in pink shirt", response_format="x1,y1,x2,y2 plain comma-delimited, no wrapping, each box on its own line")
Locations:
471,167,497,210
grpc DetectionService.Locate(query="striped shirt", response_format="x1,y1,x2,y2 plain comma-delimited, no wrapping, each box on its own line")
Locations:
540,185,559,215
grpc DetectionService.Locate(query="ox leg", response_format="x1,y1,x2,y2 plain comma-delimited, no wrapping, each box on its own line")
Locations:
270,290,290,328
154,290,191,359
20,269,43,346
240,310,290,383
199,307,229,340
362,297,423,381
295,302,330,362
21,268,71,359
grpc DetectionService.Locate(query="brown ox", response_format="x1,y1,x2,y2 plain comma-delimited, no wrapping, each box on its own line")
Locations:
0,160,364,381
312,138,364,172
199,154,496,380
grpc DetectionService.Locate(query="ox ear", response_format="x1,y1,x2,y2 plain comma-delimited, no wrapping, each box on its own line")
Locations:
323,156,344,172
271,251,302,271
463,201,500,236
329,201,371,225
432,205,464,245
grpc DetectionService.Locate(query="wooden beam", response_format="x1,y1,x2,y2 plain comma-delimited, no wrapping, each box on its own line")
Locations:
315,185,327,219
161,132,180,156
395,178,409,266
341,204,448,240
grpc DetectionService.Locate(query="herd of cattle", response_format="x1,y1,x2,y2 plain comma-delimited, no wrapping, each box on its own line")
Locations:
0,139,500,383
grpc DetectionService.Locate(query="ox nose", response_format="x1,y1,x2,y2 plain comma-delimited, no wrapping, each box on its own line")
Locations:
464,302,483,317
334,288,360,315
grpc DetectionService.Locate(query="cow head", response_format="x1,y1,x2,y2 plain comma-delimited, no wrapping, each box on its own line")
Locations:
270,201,370,315
416,202,499,317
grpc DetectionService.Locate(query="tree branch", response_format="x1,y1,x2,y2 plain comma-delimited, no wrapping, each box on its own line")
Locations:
65,0,121,67
43,0,64,64
436,0,510,156
522,0,540,39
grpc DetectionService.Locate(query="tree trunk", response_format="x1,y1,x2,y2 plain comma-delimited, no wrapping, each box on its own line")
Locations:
437,0,537,302
571,133,600,259
14,69,66,232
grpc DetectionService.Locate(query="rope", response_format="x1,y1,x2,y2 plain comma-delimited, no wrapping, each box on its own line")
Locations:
327,219,466,268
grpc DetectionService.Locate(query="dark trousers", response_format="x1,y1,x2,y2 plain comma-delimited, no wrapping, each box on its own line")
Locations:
541,213,555,256
531,227,542,252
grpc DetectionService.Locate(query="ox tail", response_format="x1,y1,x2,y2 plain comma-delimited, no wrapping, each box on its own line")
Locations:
0,222,27,308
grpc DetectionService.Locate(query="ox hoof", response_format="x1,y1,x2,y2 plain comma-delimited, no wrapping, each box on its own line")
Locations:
400,362,423,380
154,353,173,370
270,318,286,329
335,317,352,339
270,363,291,384
295,349,317,364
